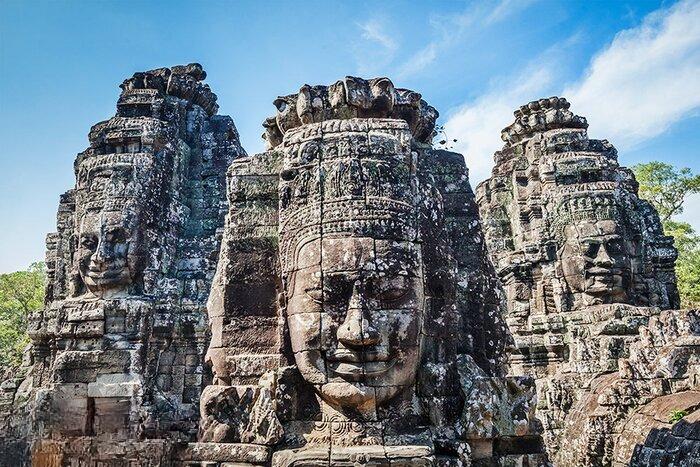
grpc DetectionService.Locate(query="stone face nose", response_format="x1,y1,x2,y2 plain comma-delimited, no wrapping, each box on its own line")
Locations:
93,236,115,265
337,285,380,348
594,243,614,267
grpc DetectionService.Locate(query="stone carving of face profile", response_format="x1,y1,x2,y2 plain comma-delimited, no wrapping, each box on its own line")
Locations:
286,235,425,416
76,209,143,298
559,219,634,304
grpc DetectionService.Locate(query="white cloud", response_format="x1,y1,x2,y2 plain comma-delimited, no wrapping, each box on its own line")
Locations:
485,0,538,25
444,0,700,187
563,0,700,149
359,18,398,54
354,18,399,75
443,66,555,184
398,0,539,79
398,43,438,79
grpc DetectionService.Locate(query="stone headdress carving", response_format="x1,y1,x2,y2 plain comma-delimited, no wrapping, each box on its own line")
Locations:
22,64,244,464
476,97,680,459
277,119,420,274
477,97,678,318
548,190,625,243
200,77,544,466
262,76,438,148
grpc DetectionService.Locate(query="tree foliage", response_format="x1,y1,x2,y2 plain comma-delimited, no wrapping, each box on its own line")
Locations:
0,262,45,370
632,162,700,222
632,163,700,308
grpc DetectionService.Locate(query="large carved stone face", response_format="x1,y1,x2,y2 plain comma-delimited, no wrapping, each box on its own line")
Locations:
76,209,143,298
286,236,425,414
559,219,633,304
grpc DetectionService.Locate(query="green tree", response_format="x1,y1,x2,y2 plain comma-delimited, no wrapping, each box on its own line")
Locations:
0,262,45,370
632,163,700,307
676,248,700,307
632,162,700,222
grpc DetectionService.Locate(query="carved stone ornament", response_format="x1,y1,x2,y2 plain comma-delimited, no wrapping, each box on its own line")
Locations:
0,64,246,466
6,70,697,467
196,78,546,466
477,97,699,465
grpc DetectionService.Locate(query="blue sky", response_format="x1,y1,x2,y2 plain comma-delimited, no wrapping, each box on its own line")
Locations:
1,0,699,273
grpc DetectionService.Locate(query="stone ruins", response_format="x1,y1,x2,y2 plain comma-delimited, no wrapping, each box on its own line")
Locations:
0,66,697,466
477,97,700,465
0,64,245,464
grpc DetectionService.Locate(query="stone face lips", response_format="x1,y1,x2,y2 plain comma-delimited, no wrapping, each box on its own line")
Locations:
0,64,245,466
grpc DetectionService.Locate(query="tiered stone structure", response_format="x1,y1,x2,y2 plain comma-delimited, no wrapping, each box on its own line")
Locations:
3,67,698,466
186,77,546,466
476,97,700,465
0,64,245,466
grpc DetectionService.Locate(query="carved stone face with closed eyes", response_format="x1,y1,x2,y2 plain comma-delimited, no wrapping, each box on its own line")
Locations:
76,209,144,298
286,235,425,415
559,219,634,305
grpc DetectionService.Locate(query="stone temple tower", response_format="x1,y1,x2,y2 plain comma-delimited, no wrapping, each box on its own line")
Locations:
1,64,245,465
187,77,547,466
476,97,700,465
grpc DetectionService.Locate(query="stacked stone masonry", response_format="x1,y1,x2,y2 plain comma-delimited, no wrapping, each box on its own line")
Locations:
0,64,245,465
476,97,700,466
0,67,697,466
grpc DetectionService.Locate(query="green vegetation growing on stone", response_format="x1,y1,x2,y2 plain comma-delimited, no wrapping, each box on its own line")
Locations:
669,409,688,423
0,262,45,370
633,163,700,308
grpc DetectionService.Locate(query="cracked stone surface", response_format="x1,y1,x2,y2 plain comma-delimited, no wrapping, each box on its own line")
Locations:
2,70,697,467
477,97,700,465
196,77,545,466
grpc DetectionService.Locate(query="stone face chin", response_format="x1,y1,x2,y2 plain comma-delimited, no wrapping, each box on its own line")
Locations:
75,210,139,297
558,219,633,304
285,235,425,413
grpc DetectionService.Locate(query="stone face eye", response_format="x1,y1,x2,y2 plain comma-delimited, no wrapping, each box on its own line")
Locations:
81,235,97,250
372,276,409,303
378,286,408,302
606,239,623,255
107,228,127,244
304,286,323,303
583,242,600,258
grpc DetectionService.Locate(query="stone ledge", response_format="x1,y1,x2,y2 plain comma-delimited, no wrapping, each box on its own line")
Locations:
178,442,271,464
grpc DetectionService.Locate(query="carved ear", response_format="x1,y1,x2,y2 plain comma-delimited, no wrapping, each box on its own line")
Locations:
297,85,313,124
